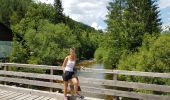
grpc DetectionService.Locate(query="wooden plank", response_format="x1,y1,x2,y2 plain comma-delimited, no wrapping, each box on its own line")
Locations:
80,86,170,100
0,90,25,100
40,97,52,100
0,84,64,99
22,95,40,100
1,63,170,79
79,77,170,93
0,70,62,80
14,94,34,100
0,91,16,99
11,95,30,100
0,91,11,97
0,63,62,70
0,90,9,96
34,96,44,100
0,90,7,93
30,96,43,100
1,83,168,100
114,70,170,79
6,93,24,100
0,92,22,100
2,93,19,100
0,76,63,89
85,97,104,100
0,85,106,100
0,91,14,97
34,96,47,100
50,68,54,92
0,76,169,100
48,98,57,100
1,70,170,93
0,90,5,93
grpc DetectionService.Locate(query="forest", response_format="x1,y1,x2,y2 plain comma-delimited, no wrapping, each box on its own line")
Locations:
0,0,169,71
0,0,102,65
0,0,170,93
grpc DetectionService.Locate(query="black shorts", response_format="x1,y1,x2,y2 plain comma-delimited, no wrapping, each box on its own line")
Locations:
62,71,75,81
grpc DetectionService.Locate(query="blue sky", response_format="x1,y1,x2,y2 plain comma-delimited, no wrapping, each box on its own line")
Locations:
38,0,170,31
157,0,170,31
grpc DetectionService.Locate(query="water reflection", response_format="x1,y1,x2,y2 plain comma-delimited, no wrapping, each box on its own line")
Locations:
79,63,105,79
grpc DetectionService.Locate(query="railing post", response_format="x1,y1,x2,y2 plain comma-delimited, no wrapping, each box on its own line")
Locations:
113,70,118,100
50,68,53,92
3,65,8,85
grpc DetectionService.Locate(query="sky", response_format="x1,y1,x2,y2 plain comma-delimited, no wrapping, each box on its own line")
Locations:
37,0,170,31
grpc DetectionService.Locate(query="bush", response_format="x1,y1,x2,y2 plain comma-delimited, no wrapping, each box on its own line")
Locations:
118,33,170,86
11,19,80,65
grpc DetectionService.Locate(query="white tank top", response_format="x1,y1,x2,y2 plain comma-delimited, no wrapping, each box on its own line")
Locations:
65,57,75,72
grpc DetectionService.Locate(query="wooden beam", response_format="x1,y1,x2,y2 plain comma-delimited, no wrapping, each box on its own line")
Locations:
0,76,170,100
0,63,62,70
81,86,170,100
0,76,63,89
0,70,62,80
1,63,170,79
0,70,170,93
79,77,170,93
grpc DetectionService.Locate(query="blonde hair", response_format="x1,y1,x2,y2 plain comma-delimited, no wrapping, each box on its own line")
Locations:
70,47,75,51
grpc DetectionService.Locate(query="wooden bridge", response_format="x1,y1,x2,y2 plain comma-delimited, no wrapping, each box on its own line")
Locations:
0,63,170,100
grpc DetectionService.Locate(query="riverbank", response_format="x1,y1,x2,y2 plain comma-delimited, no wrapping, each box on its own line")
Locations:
77,59,97,67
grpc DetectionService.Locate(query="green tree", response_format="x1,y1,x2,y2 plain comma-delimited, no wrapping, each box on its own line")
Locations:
143,0,162,34
11,19,80,65
95,0,162,68
53,0,65,24
0,0,32,27
106,0,161,50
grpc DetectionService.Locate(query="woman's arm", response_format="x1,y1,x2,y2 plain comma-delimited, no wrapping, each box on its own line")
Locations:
62,56,68,72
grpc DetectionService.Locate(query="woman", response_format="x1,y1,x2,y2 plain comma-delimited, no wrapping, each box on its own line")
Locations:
62,48,84,100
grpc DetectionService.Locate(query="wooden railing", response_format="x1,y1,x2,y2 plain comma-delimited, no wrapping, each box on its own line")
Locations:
0,63,170,100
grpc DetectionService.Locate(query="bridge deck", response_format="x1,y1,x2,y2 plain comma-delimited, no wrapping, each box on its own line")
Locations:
0,85,104,100
0,89,56,100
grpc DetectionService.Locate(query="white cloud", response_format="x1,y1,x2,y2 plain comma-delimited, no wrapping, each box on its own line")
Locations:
162,23,170,31
159,0,170,9
62,0,109,29
37,0,109,29
91,22,98,29
91,22,103,30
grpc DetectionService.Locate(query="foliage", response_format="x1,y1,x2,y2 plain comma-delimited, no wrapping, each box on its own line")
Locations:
0,0,32,27
1,0,101,66
118,33,170,86
65,17,96,33
95,0,162,69
119,33,170,72
53,0,65,24
11,19,80,65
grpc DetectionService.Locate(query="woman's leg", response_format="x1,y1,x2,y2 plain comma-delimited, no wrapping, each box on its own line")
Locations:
71,77,78,95
64,81,68,97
